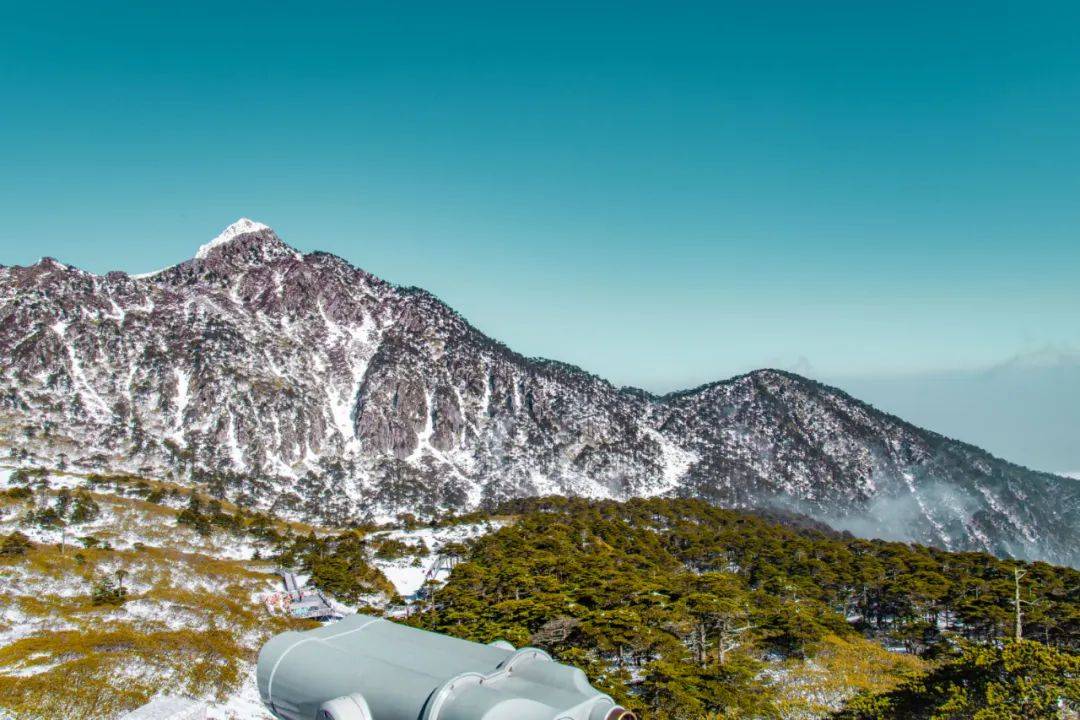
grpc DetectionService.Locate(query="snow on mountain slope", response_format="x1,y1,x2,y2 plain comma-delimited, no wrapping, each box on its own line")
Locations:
0,220,1076,566
196,218,275,260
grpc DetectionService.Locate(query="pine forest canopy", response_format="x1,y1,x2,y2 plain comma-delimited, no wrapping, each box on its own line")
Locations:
283,496,1080,719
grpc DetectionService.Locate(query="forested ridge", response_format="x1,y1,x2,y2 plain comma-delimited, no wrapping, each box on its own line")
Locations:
6,471,1077,718
395,497,1079,719
129,482,1080,718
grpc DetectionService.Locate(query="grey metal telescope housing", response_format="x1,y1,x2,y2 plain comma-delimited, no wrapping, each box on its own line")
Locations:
257,614,636,720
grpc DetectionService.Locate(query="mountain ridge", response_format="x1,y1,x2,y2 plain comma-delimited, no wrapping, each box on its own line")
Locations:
1,219,1076,566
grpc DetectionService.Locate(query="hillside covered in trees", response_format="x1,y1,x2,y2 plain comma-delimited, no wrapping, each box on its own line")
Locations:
396,497,1079,719
4,468,1077,719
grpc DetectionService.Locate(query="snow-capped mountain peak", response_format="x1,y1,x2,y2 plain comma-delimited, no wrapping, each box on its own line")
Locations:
196,218,273,258
196,218,273,257
0,221,1077,566
192,218,304,267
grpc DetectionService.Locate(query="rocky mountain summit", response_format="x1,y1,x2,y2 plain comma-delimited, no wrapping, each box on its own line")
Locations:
1,220,1076,565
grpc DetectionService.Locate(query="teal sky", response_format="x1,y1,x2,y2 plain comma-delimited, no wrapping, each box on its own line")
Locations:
1,3,1078,433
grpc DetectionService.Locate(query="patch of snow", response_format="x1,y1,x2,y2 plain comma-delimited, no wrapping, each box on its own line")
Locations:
51,320,112,419
900,471,950,548
196,219,272,260
225,411,246,470
108,299,127,324
407,388,436,462
0,615,57,648
169,369,190,442
976,484,1037,543
644,428,697,495
110,599,202,632
117,694,206,720
207,667,273,720
964,517,994,553
5,658,63,677
379,562,429,600
528,468,565,498
316,300,378,457
369,522,504,599
131,268,168,279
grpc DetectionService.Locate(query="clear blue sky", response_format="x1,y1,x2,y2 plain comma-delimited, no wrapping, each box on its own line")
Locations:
2,1,1079,398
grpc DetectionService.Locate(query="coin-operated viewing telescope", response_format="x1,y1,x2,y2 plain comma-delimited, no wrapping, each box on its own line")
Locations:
257,614,636,720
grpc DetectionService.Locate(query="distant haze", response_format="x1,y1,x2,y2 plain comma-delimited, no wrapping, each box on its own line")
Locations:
824,349,1080,477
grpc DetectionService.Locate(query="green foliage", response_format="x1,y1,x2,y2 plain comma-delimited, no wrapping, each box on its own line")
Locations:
69,490,101,524
25,506,64,528
373,536,429,560
0,531,32,556
772,634,926,717
246,512,285,546
91,576,128,606
176,492,212,536
174,491,272,541
834,640,1080,719
408,497,1079,719
9,467,45,485
279,531,394,604
4,486,32,500
396,513,419,530
54,487,72,516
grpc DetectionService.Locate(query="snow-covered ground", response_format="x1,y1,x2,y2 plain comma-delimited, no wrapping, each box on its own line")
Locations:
0,473,290,719
121,670,274,720
206,668,273,720
0,466,511,719
0,466,269,560
369,520,504,599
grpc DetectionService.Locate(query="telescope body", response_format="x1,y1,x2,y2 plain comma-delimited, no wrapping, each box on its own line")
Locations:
257,614,633,720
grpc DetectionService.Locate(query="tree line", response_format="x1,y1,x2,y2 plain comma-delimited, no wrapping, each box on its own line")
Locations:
406,497,1079,719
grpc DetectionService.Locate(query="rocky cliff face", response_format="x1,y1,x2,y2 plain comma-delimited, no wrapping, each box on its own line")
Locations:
1,220,1076,565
